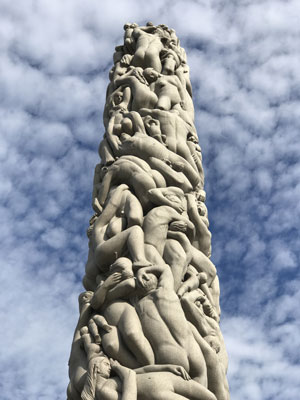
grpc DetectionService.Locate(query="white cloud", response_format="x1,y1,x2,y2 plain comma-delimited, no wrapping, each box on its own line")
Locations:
0,0,299,399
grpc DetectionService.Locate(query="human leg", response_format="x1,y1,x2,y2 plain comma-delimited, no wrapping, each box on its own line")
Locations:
163,239,188,291
94,226,150,270
119,305,155,365
174,378,217,400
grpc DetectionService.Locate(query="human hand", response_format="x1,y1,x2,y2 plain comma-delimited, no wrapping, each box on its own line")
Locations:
137,269,149,287
168,365,191,380
103,272,122,290
110,359,121,370
121,54,132,66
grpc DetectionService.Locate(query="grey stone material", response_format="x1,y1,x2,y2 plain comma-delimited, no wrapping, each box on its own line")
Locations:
67,22,230,400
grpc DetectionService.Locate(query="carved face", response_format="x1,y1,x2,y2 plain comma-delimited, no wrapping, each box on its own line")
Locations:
113,92,123,105
79,291,93,306
143,68,159,83
140,273,158,293
94,357,111,379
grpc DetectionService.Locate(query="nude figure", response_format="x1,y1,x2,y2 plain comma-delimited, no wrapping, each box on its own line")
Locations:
123,22,138,54
181,289,225,353
81,357,216,400
89,267,155,368
177,266,216,310
176,59,193,98
191,324,230,400
92,183,151,273
135,264,209,384
145,188,192,289
118,132,200,188
187,133,205,186
140,107,198,171
186,193,211,257
114,67,158,111
130,24,170,72
95,157,166,212
103,86,131,131
163,229,216,287
161,48,181,75
67,292,94,400
148,187,186,215
104,109,146,157
84,184,147,288
143,205,194,256
143,67,186,111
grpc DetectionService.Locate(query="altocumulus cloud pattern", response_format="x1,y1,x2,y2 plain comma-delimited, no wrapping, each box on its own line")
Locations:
0,1,299,399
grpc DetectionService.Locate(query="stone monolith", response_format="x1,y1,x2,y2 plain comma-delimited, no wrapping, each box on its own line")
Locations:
67,22,230,400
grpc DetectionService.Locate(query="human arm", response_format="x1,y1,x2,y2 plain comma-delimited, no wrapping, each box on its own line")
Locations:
136,264,173,290
105,278,136,303
122,111,147,135
148,187,185,214
106,115,121,154
110,360,137,400
90,273,122,310
186,193,211,256
180,291,212,337
134,364,190,380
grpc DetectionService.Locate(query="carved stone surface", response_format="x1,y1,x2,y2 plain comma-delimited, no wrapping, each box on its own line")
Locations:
67,22,230,400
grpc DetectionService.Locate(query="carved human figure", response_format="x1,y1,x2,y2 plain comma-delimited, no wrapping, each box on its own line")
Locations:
186,193,211,257
191,324,230,400
89,267,155,368
145,188,191,288
177,266,216,310
176,59,193,98
69,23,229,400
114,67,158,111
94,157,165,212
84,184,148,289
130,24,170,71
135,264,208,384
162,227,217,290
81,356,217,400
103,86,131,130
180,289,227,371
118,132,200,188
186,133,205,186
143,205,194,257
140,108,198,171
67,291,94,400
161,48,181,75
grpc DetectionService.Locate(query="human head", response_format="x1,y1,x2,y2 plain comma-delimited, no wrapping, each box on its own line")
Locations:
201,298,218,321
110,257,133,278
139,272,158,293
196,189,206,202
143,115,161,135
143,68,160,83
197,201,208,217
113,91,123,105
78,291,94,308
93,356,111,378
81,356,111,400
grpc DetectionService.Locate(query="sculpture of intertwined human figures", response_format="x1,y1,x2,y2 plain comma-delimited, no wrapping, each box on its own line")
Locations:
67,22,230,400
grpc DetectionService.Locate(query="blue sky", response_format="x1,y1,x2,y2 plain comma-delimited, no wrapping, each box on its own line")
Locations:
0,0,300,399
